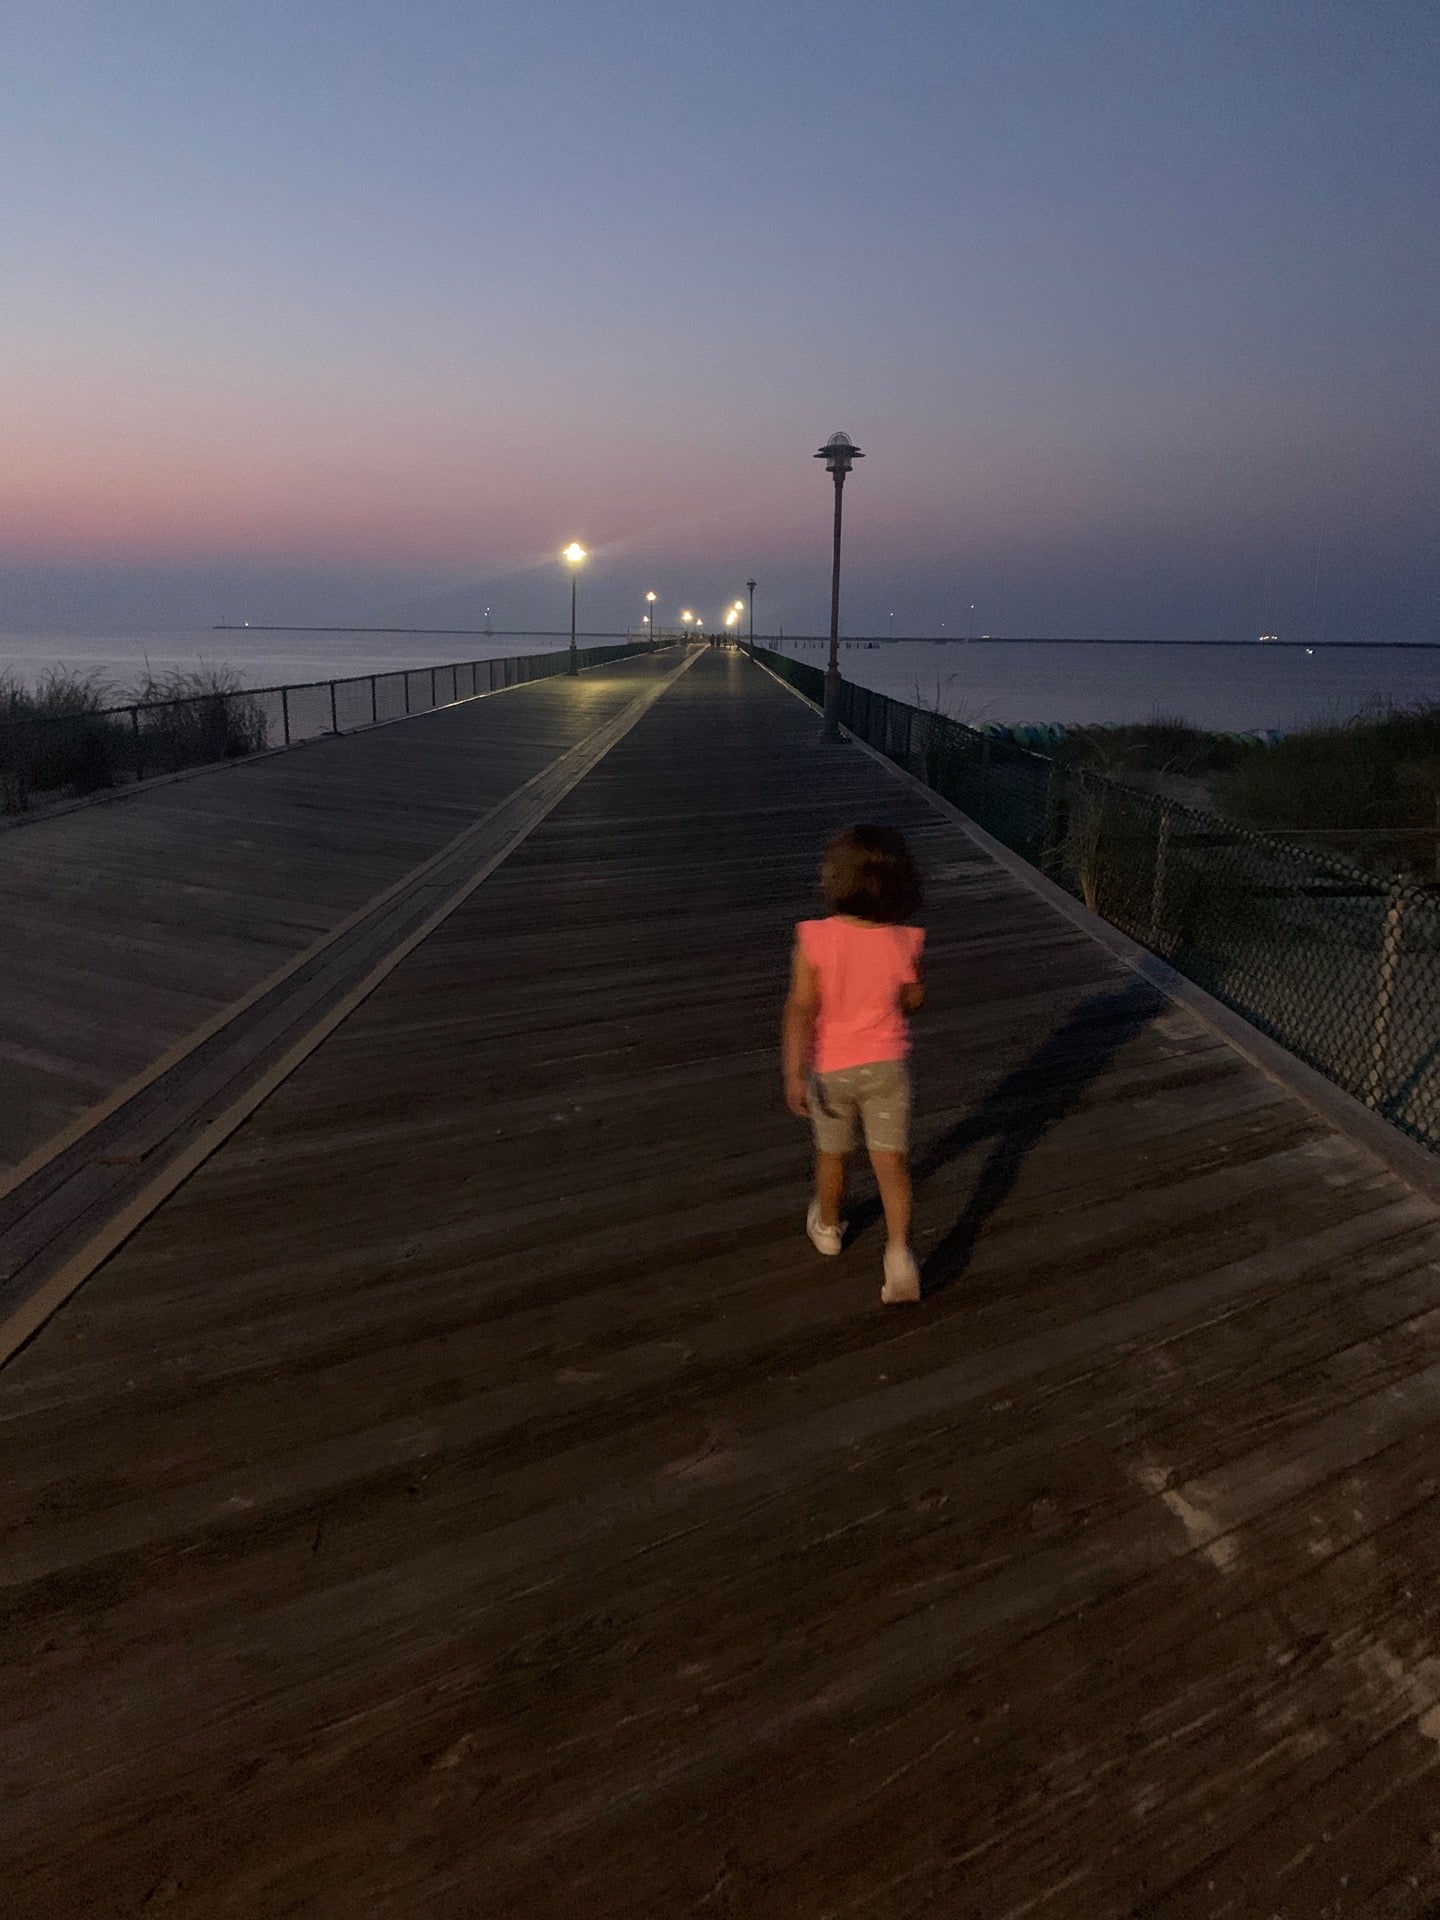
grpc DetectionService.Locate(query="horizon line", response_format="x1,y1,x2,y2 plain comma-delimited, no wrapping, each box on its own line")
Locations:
212,625,1440,651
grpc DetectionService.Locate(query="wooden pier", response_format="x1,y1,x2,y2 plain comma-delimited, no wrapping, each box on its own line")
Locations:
5,646,1440,1916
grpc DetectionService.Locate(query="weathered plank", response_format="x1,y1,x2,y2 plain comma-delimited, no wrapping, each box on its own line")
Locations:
0,649,678,1173
4,648,1440,1918
0,651,697,1360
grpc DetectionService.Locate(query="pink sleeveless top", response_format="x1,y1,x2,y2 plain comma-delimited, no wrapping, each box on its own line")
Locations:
797,917,925,1074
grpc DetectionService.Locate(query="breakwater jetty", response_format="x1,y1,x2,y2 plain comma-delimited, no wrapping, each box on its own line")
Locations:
5,645,1440,1915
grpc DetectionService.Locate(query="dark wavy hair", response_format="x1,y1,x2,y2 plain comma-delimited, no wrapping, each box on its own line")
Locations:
820,824,923,924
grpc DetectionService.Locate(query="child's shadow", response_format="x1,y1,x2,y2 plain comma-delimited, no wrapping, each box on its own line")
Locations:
847,978,1166,1296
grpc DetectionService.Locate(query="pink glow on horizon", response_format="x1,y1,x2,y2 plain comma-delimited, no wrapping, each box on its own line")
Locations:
2,370,1433,594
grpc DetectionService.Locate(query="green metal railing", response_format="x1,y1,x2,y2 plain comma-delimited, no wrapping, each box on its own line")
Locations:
0,641,661,816
757,646,1440,1155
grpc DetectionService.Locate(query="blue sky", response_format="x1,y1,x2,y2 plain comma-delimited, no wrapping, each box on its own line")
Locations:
2,0,1438,639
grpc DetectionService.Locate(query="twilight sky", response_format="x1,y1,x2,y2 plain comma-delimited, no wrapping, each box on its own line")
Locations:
3,0,1438,640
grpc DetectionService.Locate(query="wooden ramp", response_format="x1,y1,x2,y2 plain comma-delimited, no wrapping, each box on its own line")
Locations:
0,648,678,1173
5,647,1440,1917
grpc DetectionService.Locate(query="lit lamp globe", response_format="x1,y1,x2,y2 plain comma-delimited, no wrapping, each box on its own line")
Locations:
562,543,587,676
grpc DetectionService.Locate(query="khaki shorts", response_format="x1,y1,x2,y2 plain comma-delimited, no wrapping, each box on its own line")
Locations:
808,1058,912,1156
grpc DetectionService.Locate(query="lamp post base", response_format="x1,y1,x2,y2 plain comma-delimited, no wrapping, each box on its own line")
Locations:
822,664,843,741
568,644,578,678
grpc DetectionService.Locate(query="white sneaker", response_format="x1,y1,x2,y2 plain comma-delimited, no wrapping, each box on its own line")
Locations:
806,1200,845,1256
881,1244,921,1304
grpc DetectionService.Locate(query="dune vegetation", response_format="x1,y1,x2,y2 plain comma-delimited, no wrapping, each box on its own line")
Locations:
0,664,267,812
1053,704,1440,884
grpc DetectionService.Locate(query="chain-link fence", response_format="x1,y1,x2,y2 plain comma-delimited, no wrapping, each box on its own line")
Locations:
758,647,1440,1155
0,642,659,817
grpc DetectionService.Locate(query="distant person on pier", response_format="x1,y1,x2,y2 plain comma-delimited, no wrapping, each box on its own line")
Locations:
783,825,926,1304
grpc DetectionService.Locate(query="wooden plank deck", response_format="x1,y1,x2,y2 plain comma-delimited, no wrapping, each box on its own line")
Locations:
0,648,676,1173
0,651,696,1364
6,647,1440,1916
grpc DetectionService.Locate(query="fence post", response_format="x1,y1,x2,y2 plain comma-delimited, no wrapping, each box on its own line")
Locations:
370,675,378,725
1070,769,1105,912
1148,805,1173,950
330,681,340,734
130,707,143,782
430,666,438,708
1365,884,1408,1112
404,674,411,715
281,686,291,747
1041,765,1062,876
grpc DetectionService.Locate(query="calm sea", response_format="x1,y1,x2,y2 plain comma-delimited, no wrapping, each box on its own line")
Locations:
2,628,1436,733
0,629,574,699
773,637,1439,732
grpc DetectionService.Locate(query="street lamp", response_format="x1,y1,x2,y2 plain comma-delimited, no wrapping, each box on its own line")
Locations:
814,431,863,739
746,579,756,657
681,609,694,644
645,589,657,647
726,600,745,654
562,542,587,675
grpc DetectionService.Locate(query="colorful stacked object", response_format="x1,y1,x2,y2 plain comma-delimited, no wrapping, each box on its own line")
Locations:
972,720,1283,749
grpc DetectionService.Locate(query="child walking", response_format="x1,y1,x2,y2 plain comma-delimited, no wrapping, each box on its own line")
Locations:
783,824,926,1305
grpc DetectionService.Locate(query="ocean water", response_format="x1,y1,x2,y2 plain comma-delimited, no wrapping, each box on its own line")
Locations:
0,628,576,700
772,637,1439,732
2,628,1436,733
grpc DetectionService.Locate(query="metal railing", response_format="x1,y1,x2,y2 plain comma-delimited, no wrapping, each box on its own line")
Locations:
757,647,1440,1155
0,641,662,816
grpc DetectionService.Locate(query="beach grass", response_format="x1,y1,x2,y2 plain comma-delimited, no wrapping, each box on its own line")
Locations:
1219,702,1440,833
1,662,267,812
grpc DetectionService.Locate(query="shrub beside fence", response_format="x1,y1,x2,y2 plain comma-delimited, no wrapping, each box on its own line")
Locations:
756,646,1440,1156
0,643,654,817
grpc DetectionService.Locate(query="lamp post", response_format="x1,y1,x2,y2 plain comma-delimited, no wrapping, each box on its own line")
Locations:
814,431,863,739
562,542,586,674
746,579,756,658
681,609,694,645
645,589,657,648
